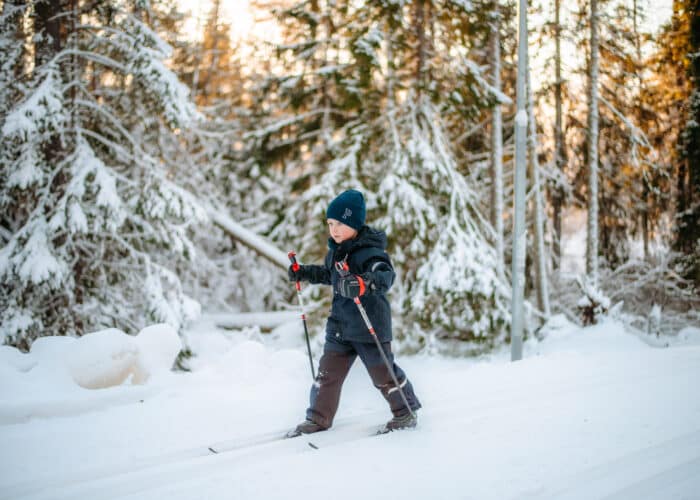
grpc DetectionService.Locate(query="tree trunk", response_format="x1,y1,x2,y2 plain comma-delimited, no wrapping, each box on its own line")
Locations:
205,0,222,101
586,0,600,286
34,0,64,68
490,3,505,281
634,0,650,260
414,0,427,93
1,0,27,105
552,0,566,271
511,0,529,361
527,65,551,318
34,0,66,166
321,0,333,145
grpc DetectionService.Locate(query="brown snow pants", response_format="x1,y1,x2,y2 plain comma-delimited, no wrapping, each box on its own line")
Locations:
305,336,421,429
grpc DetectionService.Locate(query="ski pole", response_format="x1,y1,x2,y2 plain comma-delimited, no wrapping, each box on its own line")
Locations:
288,251,316,380
336,261,415,419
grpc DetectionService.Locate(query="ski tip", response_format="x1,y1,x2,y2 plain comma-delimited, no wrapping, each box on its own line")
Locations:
208,447,219,454
308,442,319,450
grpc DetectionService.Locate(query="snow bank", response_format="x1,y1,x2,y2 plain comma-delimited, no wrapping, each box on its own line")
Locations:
133,324,183,380
528,314,647,357
0,324,181,423
62,324,181,389
672,326,700,347
67,328,142,389
0,345,36,372
183,321,309,387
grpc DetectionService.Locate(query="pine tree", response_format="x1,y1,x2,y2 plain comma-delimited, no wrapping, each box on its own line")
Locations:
0,0,204,348
384,97,511,352
595,0,660,267
565,0,664,270
586,0,601,285
676,0,700,283
645,2,691,273
257,0,513,352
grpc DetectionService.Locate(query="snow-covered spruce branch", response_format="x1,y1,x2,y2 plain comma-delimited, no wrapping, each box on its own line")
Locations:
72,98,142,151
598,94,653,149
245,108,349,139
76,128,157,183
605,257,699,305
51,49,129,74
459,57,513,106
0,225,12,243
1,157,76,239
429,115,497,243
456,118,491,143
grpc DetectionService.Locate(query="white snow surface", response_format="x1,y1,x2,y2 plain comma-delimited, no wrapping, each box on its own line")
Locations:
1,315,699,500
0,325,181,424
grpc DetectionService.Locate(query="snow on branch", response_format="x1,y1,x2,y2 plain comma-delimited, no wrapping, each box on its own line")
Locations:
576,276,612,326
2,64,67,141
598,94,652,149
460,57,513,106
207,207,288,270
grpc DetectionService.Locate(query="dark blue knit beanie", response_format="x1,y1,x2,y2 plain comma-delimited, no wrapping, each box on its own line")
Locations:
326,189,366,230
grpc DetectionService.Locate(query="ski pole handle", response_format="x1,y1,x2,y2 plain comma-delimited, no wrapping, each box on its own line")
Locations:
288,251,299,271
288,251,301,291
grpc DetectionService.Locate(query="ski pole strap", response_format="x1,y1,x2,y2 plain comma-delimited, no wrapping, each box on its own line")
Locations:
334,257,350,277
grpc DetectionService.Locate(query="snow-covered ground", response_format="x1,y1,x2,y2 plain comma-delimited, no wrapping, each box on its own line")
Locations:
1,315,699,500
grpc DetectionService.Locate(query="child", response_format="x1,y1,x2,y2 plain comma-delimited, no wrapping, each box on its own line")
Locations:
286,189,421,436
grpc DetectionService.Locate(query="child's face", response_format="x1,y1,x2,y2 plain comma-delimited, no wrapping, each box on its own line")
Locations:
327,219,358,244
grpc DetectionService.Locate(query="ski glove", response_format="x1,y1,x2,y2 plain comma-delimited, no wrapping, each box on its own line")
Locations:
288,264,310,282
336,274,368,298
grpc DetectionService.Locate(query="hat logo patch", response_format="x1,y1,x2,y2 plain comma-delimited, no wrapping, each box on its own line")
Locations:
342,208,352,219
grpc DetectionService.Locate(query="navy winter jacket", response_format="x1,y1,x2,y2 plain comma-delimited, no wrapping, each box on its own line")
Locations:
304,226,395,343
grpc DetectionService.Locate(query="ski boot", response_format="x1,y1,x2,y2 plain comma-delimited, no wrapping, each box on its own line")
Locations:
285,419,327,438
378,412,417,434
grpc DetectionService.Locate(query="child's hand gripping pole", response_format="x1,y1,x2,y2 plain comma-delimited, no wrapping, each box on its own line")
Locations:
336,260,416,419
288,251,316,380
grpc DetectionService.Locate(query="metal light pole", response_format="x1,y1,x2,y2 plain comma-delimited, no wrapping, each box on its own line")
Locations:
511,0,528,362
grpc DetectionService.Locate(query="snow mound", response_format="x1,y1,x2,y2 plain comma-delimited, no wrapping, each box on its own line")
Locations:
66,324,181,389
134,324,183,379
67,328,142,389
673,326,700,347
528,315,647,357
0,324,182,423
1,324,181,393
0,345,36,372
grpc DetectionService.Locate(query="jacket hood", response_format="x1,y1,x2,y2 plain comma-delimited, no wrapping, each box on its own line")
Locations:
328,225,387,255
